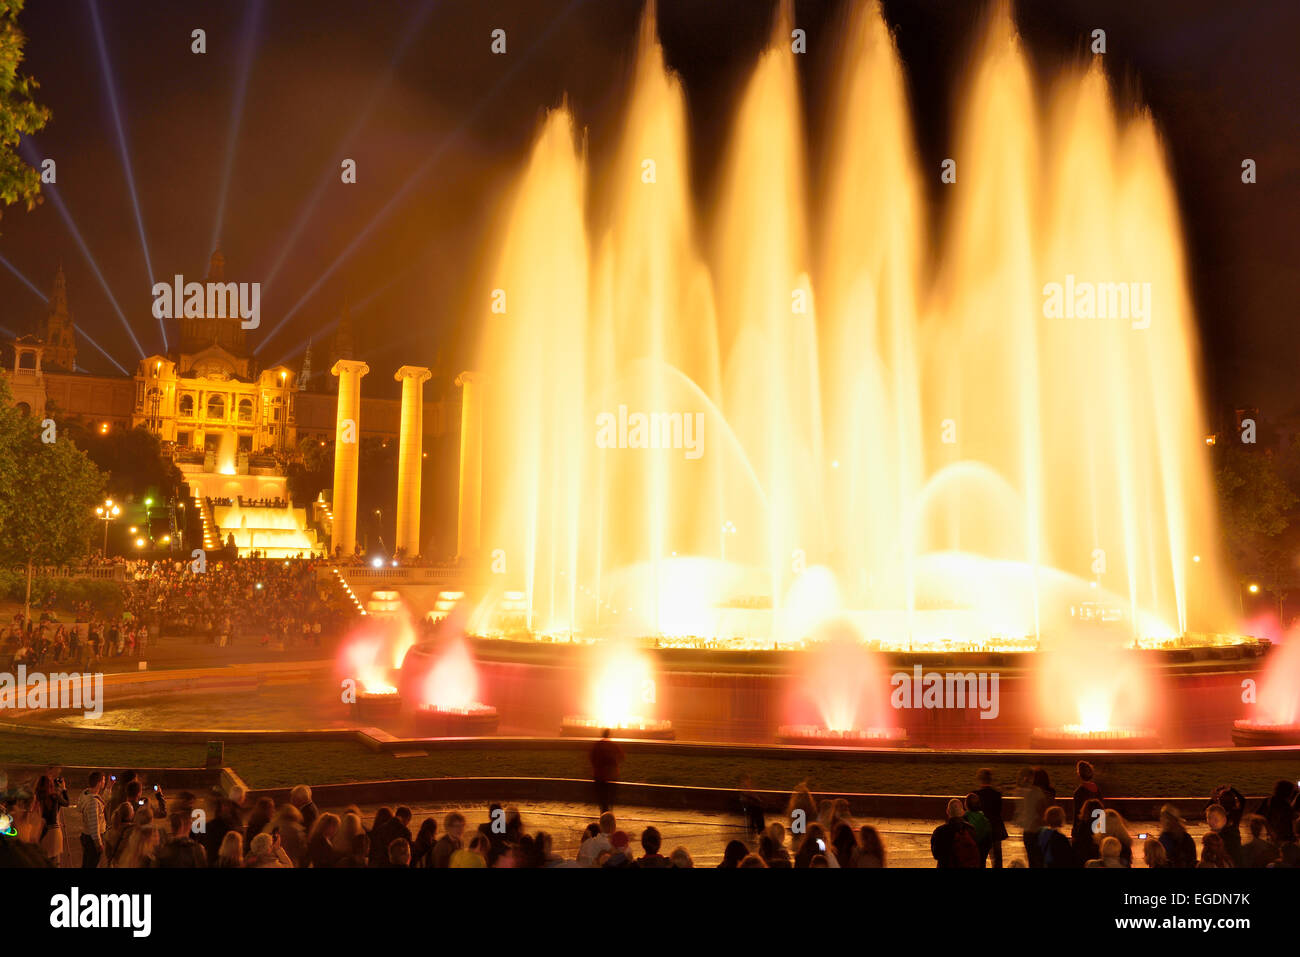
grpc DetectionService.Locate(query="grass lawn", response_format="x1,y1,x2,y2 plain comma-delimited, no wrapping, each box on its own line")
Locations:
4,731,1298,796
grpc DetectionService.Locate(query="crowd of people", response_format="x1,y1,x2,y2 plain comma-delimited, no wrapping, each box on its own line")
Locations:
927,762,1299,869
121,556,356,647
4,758,1298,869
228,496,288,509
1,612,150,668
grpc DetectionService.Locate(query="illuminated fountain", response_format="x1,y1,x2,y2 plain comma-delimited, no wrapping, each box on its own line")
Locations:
396,603,498,735
339,596,418,721
1028,618,1160,748
1233,628,1300,746
210,501,324,559
777,622,906,746
470,0,1233,665
560,638,674,740
405,634,499,736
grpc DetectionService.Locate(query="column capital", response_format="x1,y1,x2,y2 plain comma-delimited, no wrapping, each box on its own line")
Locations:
331,359,370,378
394,365,432,384
454,370,482,388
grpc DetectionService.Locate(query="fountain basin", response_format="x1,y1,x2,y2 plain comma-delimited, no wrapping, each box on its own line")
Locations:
1029,726,1159,750
560,716,675,740
353,690,402,722
1231,719,1300,747
413,704,500,737
775,725,908,748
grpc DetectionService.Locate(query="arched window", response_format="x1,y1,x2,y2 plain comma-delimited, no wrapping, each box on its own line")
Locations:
179,394,194,417
238,397,254,422
207,395,225,420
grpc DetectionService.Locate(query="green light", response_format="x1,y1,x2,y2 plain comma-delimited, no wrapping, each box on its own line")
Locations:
144,497,153,507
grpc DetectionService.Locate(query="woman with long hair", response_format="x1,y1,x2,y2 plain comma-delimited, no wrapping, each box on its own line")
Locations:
305,812,343,868
1199,832,1235,868
830,821,857,867
115,825,161,868
718,839,750,868
410,818,439,868
1158,804,1198,867
33,771,70,866
1099,809,1134,866
333,812,366,863
850,824,887,867
216,831,244,868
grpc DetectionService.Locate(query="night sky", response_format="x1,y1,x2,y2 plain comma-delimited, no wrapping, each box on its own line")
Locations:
0,0,1294,409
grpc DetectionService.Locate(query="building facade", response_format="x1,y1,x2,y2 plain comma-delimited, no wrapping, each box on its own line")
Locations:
4,256,457,448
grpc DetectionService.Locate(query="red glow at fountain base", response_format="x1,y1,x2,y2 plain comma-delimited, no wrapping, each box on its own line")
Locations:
776,725,908,747
1029,726,1159,750
560,716,675,740
353,690,402,722
413,703,500,737
1231,719,1300,747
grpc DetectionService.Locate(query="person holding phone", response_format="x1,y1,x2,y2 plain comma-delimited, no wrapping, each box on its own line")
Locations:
34,770,70,866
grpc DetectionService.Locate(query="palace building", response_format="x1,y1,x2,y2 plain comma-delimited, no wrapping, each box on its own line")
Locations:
3,253,458,557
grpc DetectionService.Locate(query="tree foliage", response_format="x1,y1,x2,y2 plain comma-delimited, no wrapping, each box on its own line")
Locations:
0,377,105,621
0,0,49,229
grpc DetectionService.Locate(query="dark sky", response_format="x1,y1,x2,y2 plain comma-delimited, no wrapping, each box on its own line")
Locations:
0,0,1295,408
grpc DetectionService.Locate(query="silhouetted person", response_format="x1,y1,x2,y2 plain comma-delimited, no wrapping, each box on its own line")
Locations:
590,729,625,813
931,799,981,868
737,773,765,835
1158,804,1198,868
975,769,1007,868
1257,780,1298,843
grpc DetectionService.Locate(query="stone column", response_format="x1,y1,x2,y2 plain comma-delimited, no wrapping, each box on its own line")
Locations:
455,371,483,560
394,365,432,557
331,359,370,555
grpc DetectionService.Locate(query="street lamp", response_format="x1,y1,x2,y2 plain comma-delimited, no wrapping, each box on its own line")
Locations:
95,499,120,556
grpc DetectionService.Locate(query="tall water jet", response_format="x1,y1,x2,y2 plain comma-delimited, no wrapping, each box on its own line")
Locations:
471,0,1234,659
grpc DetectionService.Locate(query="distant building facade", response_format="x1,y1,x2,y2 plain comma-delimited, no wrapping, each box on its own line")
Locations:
3,255,457,455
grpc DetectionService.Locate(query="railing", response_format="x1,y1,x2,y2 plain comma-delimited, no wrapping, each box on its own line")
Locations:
319,565,473,586
33,566,127,582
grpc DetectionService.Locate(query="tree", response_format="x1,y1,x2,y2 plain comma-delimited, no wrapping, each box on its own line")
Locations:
1215,443,1300,622
0,0,49,230
0,378,105,623
63,419,183,502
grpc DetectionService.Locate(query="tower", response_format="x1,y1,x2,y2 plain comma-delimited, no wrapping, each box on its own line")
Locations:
41,265,78,372
326,302,356,394
300,339,315,391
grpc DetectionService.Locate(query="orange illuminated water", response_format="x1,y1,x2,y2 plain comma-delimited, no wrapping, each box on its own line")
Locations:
473,0,1232,701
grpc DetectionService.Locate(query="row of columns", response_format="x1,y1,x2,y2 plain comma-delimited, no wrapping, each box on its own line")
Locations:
329,360,481,560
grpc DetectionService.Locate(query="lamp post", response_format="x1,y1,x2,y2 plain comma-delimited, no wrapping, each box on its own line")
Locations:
95,499,121,557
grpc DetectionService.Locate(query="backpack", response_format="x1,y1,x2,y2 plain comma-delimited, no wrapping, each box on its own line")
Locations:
952,824,982,868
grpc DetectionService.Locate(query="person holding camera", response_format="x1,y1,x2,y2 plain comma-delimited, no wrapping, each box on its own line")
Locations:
34,769,70,866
